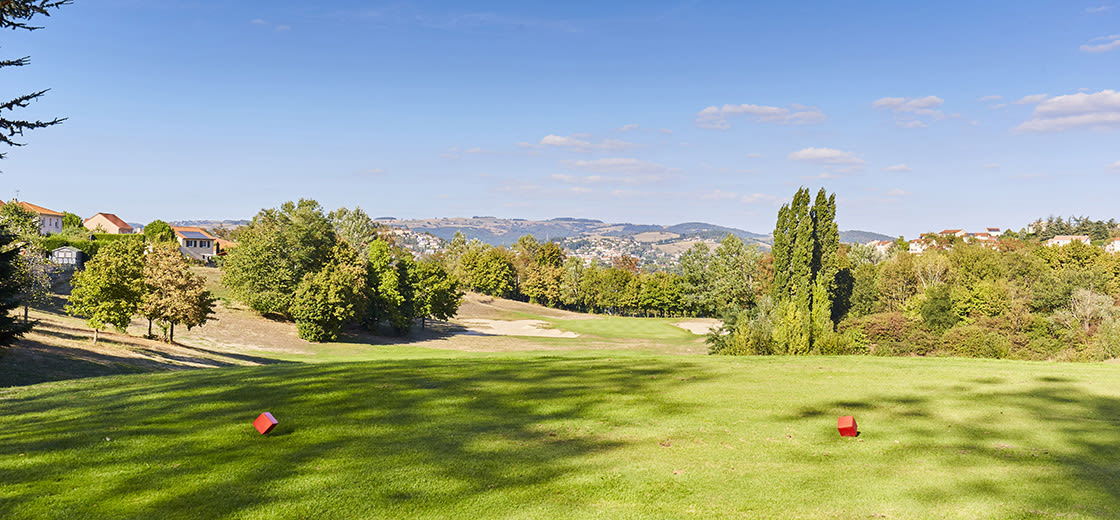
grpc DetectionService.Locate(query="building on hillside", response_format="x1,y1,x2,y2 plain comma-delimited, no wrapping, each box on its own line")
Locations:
908,239,930,255
865,240,893,256
83,212,134,234
171,226,216,262
50,245,85,268
986,227,1003,236
1044,235,1091,247
0,200,63,235
939,229,967,238
1105,238,1120,254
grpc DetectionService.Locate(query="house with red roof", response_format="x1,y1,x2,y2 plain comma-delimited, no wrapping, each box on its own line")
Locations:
0,200,64,235
84,212,135,234
171,226,217,262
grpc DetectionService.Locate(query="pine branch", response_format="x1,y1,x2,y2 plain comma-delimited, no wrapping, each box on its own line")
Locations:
0,56,30,68
0,0,71,31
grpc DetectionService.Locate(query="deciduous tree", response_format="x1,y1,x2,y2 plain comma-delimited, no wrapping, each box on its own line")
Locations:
66,240,145,343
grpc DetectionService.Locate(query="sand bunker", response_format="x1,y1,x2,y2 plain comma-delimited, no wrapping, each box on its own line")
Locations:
457,319,579,338
672,319,721,335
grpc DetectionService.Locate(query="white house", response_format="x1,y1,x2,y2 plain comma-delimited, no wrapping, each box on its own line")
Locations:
171,226,217,262
908,239,930,255
1044,235,1091,247
865,240,893,256
0,200,64,235
1105,238,1120,254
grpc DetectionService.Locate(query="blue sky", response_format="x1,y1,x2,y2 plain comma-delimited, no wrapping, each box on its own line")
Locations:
3,1,1119,237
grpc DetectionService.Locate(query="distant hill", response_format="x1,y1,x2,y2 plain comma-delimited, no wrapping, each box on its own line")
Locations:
372,217,772,248
839,230,896,244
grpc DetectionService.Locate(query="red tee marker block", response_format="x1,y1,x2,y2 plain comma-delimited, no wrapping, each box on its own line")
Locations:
253,412,278,435
838,415,858,437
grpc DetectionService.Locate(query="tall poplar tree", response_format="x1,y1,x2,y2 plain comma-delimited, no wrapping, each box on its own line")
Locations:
769,187,841,354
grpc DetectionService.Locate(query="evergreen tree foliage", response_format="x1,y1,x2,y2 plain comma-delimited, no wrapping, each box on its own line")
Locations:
66,239,146,343
0,228,31,345
1,0,68,159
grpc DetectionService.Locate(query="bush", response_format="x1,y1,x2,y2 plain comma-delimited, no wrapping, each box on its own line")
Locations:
943,324,1012,359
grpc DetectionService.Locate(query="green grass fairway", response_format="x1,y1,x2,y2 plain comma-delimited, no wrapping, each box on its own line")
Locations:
545,316,700,341
4,354,1120,519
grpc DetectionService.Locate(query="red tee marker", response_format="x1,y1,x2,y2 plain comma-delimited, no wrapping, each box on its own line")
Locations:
253,412,278,435
838,415,858,437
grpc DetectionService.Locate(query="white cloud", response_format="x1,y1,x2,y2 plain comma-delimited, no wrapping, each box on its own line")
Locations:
984,163,1000,169
1086,5,1113,13
872,95,945,126
884,164,912,172
699,190,781,205
978,95,1003,103
250,18,269,25
1014,89,1120,132
1081,34,1120,53
1014,94,1049,104
700,189,741,200
275,25,291,31
562,157,669,175
1111,160,1120,170
746,152,763,158
617,124,640,132
788,147,866,167
695,103,826,129
538,134,639,152
885,188,911,196
740,193,781,204
365,168,385,175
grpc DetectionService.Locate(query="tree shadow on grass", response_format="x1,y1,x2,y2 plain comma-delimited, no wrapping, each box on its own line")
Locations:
0,356,710,519
780,378,1120,517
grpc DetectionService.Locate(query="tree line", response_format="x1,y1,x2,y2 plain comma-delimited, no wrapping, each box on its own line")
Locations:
220,200,462,342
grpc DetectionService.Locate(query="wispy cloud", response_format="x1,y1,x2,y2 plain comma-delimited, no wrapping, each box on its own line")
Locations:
250,18,290,31
536,134,640,152
1085,5,1113,13
695,103,826,129
788,147,866,170
885,188,911,196
698,190,782,205
1110,160,1120,170
1081,34,1120,53
977,95,1003,103
1014,89,1120,132
562,157,669,175
872,96,945,127
884,164,912,172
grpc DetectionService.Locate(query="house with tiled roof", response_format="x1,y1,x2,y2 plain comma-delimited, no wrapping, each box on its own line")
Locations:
939,229,966,237
171,226,216,262
0,200,64,235
986,227,1003,235
908,238,930,255
1044,235,1091,247
865,240,893,256
84,212,134,234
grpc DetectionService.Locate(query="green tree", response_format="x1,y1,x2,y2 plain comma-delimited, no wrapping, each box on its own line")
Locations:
66,240,146,343
710,234,763,314
469,247,517,298
413,259,462,329
221,200,339,317
679,242,713,316
329,206,382,252
0,201,40,241
1,1,68,160
14,245,52,322
139,244,216,342
61,211,82,230
0,229,32,345
768,188,838,354
291,244,368,342
143,220,176,243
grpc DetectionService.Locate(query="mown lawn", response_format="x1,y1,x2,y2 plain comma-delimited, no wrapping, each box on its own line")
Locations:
544,316,700,341
3,353,1120,519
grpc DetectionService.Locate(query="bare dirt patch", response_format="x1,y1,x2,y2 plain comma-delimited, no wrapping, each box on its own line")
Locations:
457,319,578,338
672,319,721,335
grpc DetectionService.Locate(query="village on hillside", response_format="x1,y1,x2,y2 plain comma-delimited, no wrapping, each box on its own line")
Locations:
7,199,1120,273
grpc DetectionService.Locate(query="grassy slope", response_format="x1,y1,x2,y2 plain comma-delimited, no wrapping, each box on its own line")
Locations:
3,354,1120,519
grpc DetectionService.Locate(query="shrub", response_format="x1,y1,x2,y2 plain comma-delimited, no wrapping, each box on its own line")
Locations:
943,324,1012,359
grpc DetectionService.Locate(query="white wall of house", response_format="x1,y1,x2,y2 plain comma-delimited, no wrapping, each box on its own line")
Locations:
38,215,62,235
